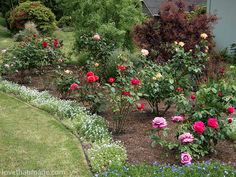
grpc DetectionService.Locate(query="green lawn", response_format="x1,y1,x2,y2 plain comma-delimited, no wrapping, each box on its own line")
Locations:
0,92,91,177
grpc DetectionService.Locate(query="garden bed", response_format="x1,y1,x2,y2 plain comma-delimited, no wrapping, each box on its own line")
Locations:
3,68,236,166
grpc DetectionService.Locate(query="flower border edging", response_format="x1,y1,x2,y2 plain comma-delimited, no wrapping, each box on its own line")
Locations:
0,79,127,173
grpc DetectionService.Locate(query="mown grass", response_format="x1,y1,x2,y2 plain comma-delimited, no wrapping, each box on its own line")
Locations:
0,92,92,177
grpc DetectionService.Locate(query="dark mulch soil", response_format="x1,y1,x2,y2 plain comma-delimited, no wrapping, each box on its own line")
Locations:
3,67,236,166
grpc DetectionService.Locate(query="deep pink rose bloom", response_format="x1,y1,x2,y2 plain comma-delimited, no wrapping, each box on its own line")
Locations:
191,95,196,100
172,116,184,123
70,83,78,90
131,78,140,85
117,65,127,71
94,75,99,81
152,117,167,129
86,71,94,77
87,76,96,83
108,77,115,83
193,121,205,134
181,152,192,165
178,133,194,144
227,106,235,114
207,118,219,129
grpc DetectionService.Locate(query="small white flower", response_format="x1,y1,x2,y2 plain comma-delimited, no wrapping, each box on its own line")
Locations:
4,64,10,68
178,42,185,47
93,34,101,41
155,73,162,80
200,33,208,39
141,49,149,56
64,69,73,74
1,49,7,54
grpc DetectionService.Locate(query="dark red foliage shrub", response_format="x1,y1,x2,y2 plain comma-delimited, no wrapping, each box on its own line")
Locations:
133,0,217,63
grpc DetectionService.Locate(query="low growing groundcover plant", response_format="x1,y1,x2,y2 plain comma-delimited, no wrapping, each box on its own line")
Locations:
0,79,127,173
96,161,236,177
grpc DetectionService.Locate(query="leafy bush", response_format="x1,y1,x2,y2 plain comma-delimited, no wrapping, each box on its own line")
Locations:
57,16,73,28
69,0,144,49
133,0,216,63
141,41,208,115
96,161,236,177
13,21,39,42
8,1,56,33
0,36,65,74
76,33,116,80
88,142,127,173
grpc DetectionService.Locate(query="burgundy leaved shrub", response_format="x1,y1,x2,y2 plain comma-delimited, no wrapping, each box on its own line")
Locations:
133,0,217,63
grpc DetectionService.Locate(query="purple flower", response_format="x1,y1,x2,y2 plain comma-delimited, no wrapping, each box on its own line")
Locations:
181,152,192,165
172,116,184,123
178,133,194,144
152,117,167,129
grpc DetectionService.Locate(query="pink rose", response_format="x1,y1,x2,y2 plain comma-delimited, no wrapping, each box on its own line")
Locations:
122,91,130,96
86,71,94,77
227,106,235,114
131,78,140,85
207,118,219,129
108,77,115,83
152,117,167,129
178,133,194,144
117,65,127,71
193,121,205,134
87,76,96,83
181,152,192,165
172,116,184,123
70,83,78,90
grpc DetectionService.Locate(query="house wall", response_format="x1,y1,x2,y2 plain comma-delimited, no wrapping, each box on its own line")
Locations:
208,0,236,50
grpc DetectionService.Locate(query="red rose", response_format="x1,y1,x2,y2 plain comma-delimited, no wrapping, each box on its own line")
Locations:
54,39,59,48
70,83,78,90
87,76,96,83
207,118,219,129
42,41,48,48
137,103,145,110
228,118,233,124
33,33,37,37
117,65,127,71
108,77,115,83
218,91,223,97
94,75,99,81
122,91,130,96
131,78,140,85
176,87,183,93
86,71,94,77
227,106,235,114
191,95,196,100
193,121,205,134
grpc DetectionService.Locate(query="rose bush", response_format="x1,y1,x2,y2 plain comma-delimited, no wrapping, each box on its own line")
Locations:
105,61,143,134
150,80,236,161
0,35,65,75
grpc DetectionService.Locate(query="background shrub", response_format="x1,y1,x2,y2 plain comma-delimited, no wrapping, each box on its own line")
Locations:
8,1,56,33
66,0,144,49
133,0,217,63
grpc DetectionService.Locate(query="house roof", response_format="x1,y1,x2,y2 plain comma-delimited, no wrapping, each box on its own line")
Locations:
142,0,207,16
